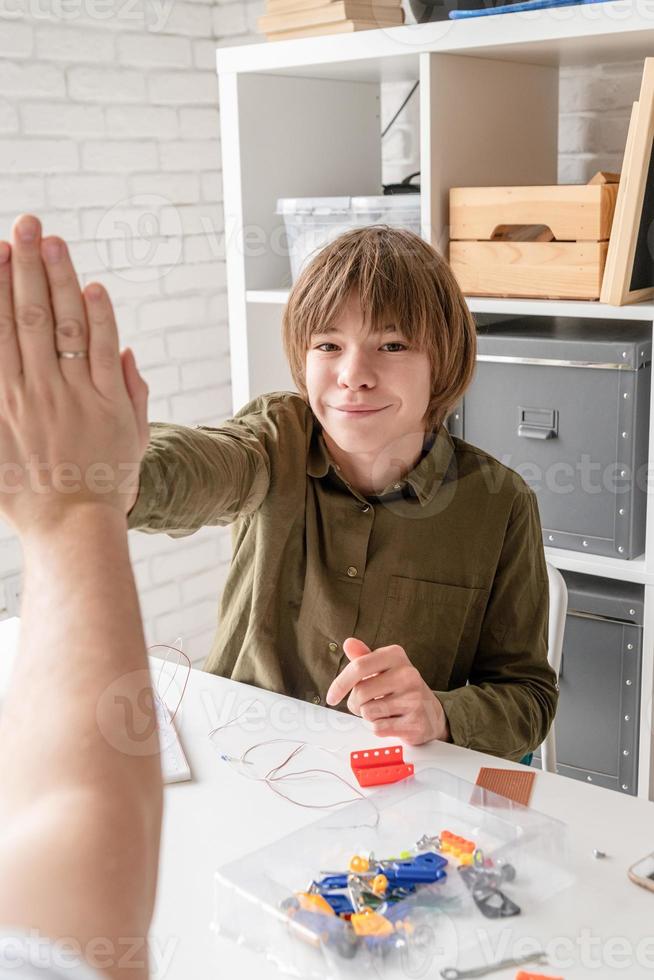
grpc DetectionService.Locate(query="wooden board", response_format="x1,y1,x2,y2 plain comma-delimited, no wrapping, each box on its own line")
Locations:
450,240,608,299
265,0,400,12
264,16,401,36
260,2,403,30
450,183,618,242
600,58,654,306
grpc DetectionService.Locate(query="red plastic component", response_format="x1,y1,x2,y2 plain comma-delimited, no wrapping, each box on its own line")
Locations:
515,973,564,980
350,745,414,787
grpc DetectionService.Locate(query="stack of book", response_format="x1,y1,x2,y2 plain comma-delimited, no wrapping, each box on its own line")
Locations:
258,0,405,40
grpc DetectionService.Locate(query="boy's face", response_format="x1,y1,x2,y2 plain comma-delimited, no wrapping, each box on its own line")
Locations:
305,291,433,458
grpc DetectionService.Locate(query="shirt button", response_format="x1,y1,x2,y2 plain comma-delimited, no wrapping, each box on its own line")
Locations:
393,482,401,490
312,695,321,704
360,504,371,513
346,565,358,577
328,641,339,652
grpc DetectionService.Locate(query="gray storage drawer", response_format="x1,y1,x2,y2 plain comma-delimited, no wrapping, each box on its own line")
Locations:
533,571,642,795
448,315,652,559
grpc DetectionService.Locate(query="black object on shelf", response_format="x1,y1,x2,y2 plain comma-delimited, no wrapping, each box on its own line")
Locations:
383,172,420,195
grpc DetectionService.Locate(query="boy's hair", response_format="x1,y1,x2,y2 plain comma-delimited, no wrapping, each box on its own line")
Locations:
282,225,477,430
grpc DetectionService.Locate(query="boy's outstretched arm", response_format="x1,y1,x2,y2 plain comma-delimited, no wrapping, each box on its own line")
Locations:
0,215,162,979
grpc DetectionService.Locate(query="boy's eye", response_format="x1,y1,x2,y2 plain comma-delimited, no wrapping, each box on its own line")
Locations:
313,341,408,352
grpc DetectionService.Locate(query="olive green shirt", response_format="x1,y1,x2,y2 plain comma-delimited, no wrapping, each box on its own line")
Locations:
129,391,558,762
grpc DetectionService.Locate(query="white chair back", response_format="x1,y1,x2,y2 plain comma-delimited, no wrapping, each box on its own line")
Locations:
541,562,568,773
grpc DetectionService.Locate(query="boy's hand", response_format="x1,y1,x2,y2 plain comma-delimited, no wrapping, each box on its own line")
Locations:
325,637,451,745
0,214,150,535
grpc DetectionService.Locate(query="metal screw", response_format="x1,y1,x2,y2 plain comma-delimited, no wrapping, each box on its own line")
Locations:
618,547,625,553
622,784,629,791
626,679,632,686
623,749,630,756
620,470,627,477
625,714,631,722
582,539,588,547
548,534,554,542
622,431,628,439
619,508,625,516
629,609,636,616
627,643,634,650
623,392,630,399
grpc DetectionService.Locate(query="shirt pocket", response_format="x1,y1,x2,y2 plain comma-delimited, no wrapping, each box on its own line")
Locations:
372,576,488,689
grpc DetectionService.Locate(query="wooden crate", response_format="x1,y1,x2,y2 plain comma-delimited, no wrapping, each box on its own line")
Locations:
449,182,618,300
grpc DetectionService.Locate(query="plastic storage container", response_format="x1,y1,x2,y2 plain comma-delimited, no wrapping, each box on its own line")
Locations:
276,195,421,282
448,314,652,559
533,571,643,795
213,768,572,980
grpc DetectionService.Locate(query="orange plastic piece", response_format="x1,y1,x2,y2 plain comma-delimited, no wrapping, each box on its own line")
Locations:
349,855,370,873
439,829,476,862
351,910,394,937
296,893,335,916
371,874,388,896
515,973,564,980
350,746,414,787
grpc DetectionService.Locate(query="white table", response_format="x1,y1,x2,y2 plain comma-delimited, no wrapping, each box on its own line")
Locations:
1,616,654,980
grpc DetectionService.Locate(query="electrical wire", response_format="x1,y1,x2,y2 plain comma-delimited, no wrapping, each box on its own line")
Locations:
381,81,419,139
209,720,380,828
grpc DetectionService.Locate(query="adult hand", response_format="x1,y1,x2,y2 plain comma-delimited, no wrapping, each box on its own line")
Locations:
0,214,149,535
325,637,451,745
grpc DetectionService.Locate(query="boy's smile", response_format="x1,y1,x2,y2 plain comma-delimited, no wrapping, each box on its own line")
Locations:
305,291,432,495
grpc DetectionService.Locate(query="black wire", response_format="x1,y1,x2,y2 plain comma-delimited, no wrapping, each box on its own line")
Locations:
381,80,419,139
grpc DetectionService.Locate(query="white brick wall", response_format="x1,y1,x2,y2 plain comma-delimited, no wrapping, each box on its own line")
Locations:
0,2,255,664
0,4,643,666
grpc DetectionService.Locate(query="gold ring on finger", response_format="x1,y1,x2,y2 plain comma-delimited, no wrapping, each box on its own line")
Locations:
57,350,88,359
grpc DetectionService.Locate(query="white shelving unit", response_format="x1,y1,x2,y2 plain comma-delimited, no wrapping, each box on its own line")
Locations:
216,5,654,800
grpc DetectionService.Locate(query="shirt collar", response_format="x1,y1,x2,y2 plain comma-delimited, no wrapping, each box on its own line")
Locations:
306,415,455,506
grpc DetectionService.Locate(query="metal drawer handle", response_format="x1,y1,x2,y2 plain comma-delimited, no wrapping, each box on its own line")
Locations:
518,424,556,439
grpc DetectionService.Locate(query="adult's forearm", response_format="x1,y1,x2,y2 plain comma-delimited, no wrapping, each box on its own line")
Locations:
0,504,161,817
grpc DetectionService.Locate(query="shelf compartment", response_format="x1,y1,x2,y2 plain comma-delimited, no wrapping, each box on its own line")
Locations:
247,288,654,323
216,2,654,82
544,547,653,585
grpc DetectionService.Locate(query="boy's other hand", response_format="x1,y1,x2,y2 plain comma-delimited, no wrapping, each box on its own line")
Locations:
0,214,150,535
325,637,450,745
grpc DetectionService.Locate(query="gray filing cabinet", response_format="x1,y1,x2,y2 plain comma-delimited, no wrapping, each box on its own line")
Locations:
448,315,652,559
533,571,643,795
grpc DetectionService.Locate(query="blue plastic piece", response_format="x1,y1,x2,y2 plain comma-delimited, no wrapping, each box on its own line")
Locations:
384,852,448,886
322,893,354,916
316,874,349,891
449,0,612,17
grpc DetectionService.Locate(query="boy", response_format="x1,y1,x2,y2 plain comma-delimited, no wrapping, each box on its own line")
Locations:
128,226,558,762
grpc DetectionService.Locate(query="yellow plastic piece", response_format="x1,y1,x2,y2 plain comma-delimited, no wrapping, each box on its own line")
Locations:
351,911,394,937
459,853,474,866
296,893,335,916
371,874,388,896
349,855,370,873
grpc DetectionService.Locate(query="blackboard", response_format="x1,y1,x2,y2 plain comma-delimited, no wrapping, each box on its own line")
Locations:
629,137,654,292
